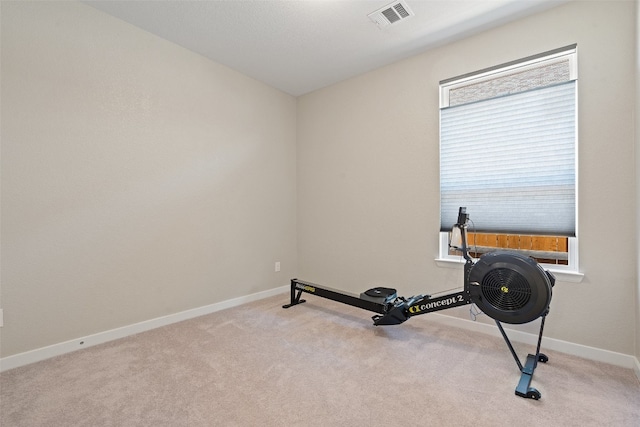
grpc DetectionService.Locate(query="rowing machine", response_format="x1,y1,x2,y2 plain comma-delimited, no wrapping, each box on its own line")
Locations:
283,207,555,400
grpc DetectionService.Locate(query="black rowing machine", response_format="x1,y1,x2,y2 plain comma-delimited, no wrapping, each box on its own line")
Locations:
283,207,555,400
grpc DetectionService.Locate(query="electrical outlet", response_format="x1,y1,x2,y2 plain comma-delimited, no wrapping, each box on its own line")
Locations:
275,262,281,272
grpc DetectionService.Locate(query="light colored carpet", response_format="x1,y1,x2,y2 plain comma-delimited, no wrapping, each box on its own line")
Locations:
1,294,639,426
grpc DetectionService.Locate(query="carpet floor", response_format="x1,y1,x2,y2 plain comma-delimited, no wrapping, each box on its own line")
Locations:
1,294,639,426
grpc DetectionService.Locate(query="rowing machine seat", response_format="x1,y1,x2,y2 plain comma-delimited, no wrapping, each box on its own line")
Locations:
360,287,397,304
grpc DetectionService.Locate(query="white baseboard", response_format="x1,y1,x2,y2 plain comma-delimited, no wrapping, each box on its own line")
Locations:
2,287,638,381
0,285,289,372
429,313,640,372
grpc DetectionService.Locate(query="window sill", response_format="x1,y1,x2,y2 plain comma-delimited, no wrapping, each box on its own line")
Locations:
434,258,584,283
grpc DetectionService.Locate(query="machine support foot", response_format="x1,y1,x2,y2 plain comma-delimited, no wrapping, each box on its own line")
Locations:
515,354,541,400
496,316,548,400
282,279,306,308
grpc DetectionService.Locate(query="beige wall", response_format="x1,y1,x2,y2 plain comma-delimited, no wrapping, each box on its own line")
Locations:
636,0,640,363
298,1,637,355
0,2,297,357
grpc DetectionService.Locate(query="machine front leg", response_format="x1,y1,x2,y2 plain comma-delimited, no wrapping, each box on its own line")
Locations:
282,279,306,308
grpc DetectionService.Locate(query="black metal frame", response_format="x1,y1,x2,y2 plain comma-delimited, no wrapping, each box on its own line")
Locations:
283,279,388,314
283,207,550,400
496,316,548,399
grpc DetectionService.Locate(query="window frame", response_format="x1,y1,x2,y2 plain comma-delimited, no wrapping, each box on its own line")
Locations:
436,46,583,282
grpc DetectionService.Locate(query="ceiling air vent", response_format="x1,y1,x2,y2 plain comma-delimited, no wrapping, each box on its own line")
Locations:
368,1,414,27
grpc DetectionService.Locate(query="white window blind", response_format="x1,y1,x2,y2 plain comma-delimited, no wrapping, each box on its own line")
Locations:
439,45,577,236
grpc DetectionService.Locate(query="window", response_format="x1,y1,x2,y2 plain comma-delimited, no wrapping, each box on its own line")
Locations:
437,45,582,281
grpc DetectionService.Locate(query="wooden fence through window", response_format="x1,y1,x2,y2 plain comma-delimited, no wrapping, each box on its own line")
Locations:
449,232,569,265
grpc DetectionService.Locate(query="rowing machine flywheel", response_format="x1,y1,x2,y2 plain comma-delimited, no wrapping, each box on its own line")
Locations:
468,252,554,324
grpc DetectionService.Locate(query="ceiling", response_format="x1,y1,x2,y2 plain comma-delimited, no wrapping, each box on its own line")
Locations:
85,0,566,96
